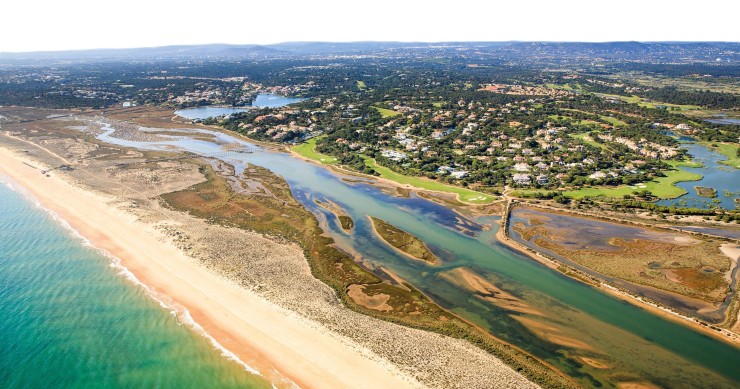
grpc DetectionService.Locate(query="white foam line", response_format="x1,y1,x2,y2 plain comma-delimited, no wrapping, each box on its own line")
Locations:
1,176,280,382
106,256,264,377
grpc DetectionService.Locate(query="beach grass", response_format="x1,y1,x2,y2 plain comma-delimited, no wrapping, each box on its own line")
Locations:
161,163,573,389
514,213,731,303
369,217,438,264
338,215,354,232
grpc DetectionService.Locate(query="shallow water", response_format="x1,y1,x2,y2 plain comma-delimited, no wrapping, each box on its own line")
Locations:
672,226,740,239
705,117,740,126
175,106,249,120
657,141,739,209
0,181,271,388
251,93,306,108
174,94,306,120
508,207,733,322
91,125,740,388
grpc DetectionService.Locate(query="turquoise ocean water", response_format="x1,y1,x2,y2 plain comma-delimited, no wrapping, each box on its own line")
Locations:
0,180,270,388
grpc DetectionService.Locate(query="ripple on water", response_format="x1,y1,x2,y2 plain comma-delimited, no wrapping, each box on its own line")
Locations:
0,181,270,388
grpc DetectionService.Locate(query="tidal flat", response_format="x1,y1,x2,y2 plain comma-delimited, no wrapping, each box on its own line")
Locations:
2,106,739,388
509,206,739,323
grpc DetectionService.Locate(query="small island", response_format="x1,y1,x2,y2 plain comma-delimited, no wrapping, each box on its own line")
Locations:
338,215,354,232
369,217,438,264
314,199,355,233
694,186,717,198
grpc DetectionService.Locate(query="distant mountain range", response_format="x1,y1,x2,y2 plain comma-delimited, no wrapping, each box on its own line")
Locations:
1,41,738,63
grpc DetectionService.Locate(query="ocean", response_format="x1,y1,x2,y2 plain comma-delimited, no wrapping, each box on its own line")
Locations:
0,180,270,388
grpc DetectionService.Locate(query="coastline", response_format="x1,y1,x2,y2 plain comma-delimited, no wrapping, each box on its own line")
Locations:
0,147,423,389
285,146,496,206
496,200,740,347
193,118,740,348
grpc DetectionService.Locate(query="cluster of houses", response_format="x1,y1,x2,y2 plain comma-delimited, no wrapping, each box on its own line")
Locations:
172,85,227,105
595,133,679,159
367,99,671,187
479,83,571,97
381,149,409,161
228,83,685,190
436,165,469,179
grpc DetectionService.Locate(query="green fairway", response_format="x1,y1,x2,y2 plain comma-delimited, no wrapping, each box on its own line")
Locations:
545,83,578,91
671,159,704,168
545,83,560,90
548,115,604,128
560,108,627,127
375,106,401,118
702,142,740,169
362,158,495,204
599,115,628,127
597,93,701,111
356,80,367,90
548,115,601,127
514,164,702,200
291,137,339,165
570,132,609,150
568,167,701,199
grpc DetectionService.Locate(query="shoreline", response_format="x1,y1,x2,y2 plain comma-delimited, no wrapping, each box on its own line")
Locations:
284,145,498,206
0,146,422,389
164,116,740,348
100,105,495,206
496,201,740,347
367,216,439,265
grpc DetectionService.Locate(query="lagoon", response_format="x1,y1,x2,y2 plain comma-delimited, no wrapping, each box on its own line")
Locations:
93,124,740,388
174,106,249,120
174,94,306,120
657,141,739,209
705,117,740,126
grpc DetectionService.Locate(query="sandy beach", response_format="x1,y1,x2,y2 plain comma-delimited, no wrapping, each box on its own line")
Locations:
0,147,422,389
0,108,544,388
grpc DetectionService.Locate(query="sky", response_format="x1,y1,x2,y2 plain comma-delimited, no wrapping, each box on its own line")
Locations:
2,0,738,52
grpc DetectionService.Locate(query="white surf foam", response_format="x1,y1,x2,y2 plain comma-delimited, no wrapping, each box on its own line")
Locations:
1,176,281,383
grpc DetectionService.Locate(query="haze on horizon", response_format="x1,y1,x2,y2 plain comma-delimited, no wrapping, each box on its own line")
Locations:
2,0,739,53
